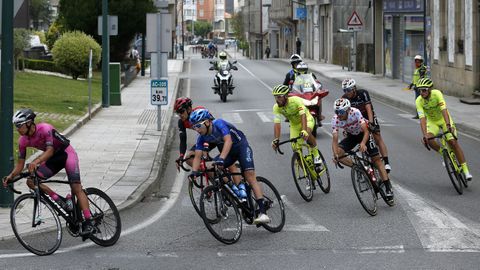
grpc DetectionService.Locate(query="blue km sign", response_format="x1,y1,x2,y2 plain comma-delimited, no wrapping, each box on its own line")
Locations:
151,79,168,106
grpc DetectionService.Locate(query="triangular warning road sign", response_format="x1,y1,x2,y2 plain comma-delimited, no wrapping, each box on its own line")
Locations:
347,11,363,26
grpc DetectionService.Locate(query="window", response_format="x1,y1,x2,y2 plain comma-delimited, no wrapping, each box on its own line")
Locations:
200,10,204,17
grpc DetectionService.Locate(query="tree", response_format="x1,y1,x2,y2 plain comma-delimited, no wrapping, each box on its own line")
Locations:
231,12,245,43
58,0,156,61
30,0,52,30
13,28,31,70
187,21,212,38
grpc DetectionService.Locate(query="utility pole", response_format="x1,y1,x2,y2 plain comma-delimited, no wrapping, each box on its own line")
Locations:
101,0,110,107
182,0,185,59
0,0,15,207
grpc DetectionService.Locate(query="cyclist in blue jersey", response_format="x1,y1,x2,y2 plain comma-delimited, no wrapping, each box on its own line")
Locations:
189,109,271,224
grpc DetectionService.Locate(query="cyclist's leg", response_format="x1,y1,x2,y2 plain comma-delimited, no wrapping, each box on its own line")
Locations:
337,135,358,167
35,151,67,198
443,121,471,176
64,147,90,214
426,120,441,152
371,116,390,166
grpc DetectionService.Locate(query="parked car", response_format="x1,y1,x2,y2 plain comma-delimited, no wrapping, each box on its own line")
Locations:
23,35,52,60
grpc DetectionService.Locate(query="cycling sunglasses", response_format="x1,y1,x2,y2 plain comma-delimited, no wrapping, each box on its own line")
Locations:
343,87,354,93
418,87,429,92
176,108,186,115
192,120,207,130
335,109,348,116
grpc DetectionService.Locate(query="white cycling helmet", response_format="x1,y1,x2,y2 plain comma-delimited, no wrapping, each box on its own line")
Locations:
289,54,302,64
341,78,356,91
296,62,308,74
414,55,423,61
333,98,351,112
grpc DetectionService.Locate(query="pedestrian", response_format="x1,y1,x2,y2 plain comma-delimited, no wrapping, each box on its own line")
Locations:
296,37,302,55
409,55,427,119
130,46,141,74
265,46,271,59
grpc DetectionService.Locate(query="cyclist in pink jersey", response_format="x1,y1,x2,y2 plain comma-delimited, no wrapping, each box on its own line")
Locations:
2,109,94,237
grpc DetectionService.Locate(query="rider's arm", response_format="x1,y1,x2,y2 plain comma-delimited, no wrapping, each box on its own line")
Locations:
415,96,427,136
419,117,428,137
191,150,202,171
301,113,307,131
220,134,233,160
360,122,370,145
32,146,54,167
362,91,374,123
283,73,291,86
274,123,281,140
178,119,187,156
441,109,451,127
331,132,340,157
436,91,450,126
7,159,25,179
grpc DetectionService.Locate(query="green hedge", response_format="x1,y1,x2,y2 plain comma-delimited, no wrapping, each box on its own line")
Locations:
20,59,64,74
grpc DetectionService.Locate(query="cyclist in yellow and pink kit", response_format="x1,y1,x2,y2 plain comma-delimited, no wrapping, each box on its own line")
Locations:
2,109,95,237
415,78,473,180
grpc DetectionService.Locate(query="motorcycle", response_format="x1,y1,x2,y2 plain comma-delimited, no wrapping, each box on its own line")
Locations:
289,73,329,137
209,60,238,102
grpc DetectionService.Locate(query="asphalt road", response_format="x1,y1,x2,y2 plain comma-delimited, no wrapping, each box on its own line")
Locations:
1,52,479,269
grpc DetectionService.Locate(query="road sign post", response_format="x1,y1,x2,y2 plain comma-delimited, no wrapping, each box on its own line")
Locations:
151,79,168,131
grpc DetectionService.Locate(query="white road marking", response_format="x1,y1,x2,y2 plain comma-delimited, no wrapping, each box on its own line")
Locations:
257,112,274,122
231,109,269,112
221,113,243,123
281,195,329,232
357,245,405,254
396,184,480,253
237,62,272,92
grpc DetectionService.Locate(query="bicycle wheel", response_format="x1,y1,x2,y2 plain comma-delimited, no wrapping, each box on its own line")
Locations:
10,194,62,256
255,176,286,233
315,151,331,194
188,176,204,217
442,150,463,195
200,185,242,244
291,152,313,202
351,166,377,216
85,188,121,246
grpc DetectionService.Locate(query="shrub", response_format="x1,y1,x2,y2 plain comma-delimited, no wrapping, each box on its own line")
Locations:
14,28,31,69
52,31,101,79
20,58,63,73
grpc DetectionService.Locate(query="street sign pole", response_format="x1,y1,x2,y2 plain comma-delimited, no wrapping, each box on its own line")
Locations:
0,0,15,207
101,0,110,107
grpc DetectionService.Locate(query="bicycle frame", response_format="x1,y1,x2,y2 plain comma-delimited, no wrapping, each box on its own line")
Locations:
426,131,462,174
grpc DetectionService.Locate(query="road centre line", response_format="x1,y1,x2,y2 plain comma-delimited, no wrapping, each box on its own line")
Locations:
237,62,272,92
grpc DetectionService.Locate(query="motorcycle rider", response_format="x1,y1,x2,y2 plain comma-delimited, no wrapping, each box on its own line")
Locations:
290,62,325,127
283,54,303,86
212,51,231,71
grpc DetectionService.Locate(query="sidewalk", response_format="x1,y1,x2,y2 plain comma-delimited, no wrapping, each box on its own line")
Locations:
0,60,184,240
273,57,480,138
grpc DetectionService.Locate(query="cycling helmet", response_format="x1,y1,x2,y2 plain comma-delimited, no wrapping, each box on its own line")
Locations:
333,98,351,112
296,62,308,74
416,77,433,88
189,108,212,124
272,85,290,96
174,97,192,113
289,54,302,65
341,78,356,91
414,55,423,61
219,51,227,60
12,108,36,126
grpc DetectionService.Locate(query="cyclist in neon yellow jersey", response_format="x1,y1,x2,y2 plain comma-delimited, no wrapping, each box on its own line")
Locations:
416,78,473,180
270,85,322,165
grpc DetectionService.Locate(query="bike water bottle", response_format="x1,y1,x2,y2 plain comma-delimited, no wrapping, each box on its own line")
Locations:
366,167,376,182
65,194,74,212
230,184,241,198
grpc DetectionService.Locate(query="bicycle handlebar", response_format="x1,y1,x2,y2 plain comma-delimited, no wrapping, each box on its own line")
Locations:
424,131,458,151
274,136,303,155
3,171,31,194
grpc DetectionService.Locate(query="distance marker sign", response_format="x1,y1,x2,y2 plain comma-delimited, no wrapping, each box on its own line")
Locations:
151,79,168,106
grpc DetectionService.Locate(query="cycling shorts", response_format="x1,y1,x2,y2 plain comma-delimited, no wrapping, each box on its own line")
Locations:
339,132,379,157
216,141,255,172
289,118,315,140
427,118,456,141
36,145,81,183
